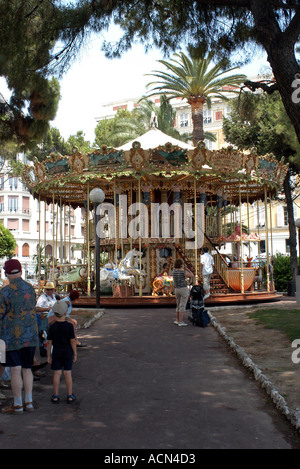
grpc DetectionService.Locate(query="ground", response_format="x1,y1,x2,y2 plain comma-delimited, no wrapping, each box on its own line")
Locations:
210,300,300,423
71,299,300,428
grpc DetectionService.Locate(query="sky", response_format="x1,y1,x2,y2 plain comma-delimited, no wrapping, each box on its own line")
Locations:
0,29,271,145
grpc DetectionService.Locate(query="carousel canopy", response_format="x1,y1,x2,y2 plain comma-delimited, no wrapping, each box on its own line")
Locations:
118,128,194,151
23,132,289,209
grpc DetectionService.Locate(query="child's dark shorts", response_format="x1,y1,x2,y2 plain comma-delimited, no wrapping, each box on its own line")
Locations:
51,352,73,371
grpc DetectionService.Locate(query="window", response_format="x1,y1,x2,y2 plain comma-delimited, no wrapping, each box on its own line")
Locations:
22,243,30,257
0,177,4,190
8,177,18,190
0,196,3,212
203,109,212,124
22,196,30,213
8,196,18,212
215,110,223,121
204,137,216,150
179,113,189,127
7,218,19,230
22,219,30,232
283,206,289,226
286,238,291,254
259,240,266,253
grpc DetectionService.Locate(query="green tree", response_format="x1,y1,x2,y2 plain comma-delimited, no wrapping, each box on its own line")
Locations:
0,223,16,259
66,131,93,154
94,99,192,147
27,127,70,162
2,2,299,147
146,51,246,144
223,91,300,284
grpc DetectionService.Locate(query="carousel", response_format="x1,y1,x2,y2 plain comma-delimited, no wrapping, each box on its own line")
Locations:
23,128,289,307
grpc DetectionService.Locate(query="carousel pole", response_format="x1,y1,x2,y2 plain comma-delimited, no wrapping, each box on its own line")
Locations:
68,204,71,265
52,193,55,284
44,201,47,281
194,178,198,285
87,182,91,296
38,195,41,294
60,197,63,265
138,178,143,296
114,181,118,267
239,181,244,294
247,184,251,259
264,185,270,292
257,201,260,256
269,191,274,290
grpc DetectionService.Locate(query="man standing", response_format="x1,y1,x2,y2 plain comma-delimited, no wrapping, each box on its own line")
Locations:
200,247,214,300
0,259,38,414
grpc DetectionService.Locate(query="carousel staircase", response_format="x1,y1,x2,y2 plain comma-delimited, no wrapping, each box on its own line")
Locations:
174,244,231,295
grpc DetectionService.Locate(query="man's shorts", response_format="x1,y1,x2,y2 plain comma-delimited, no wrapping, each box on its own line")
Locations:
203,274,212,292
5,346,36,369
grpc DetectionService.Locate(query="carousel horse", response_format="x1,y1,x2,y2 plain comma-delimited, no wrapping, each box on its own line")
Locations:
57,266,87,293
152,272,173,296
100,249,144,289
57,266,87,285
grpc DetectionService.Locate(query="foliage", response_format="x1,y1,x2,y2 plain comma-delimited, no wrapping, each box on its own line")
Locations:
223,90,300,284
26,128,93,162
1,1,300,148
272,253,293,293
146,51,246,143
94,97,192,147
66,131,93,154
223,92,300,171
0,223,17,259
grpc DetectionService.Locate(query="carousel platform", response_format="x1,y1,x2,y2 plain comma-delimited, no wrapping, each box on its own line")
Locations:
74,291,283,308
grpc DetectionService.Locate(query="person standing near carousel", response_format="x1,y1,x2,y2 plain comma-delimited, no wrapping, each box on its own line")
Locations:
172,259,194,326
200,247,214,300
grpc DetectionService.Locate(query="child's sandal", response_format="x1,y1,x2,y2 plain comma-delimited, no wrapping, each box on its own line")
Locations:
51,395,60,403
67,394,76,403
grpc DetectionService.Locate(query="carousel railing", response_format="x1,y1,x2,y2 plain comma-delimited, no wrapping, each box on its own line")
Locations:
204,234,230,288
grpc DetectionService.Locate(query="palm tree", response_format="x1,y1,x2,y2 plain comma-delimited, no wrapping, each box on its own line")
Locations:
146,51,247,145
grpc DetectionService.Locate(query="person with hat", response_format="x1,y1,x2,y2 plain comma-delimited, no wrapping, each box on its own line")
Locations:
47,301,77,404
0,259,38,414
36,281,57,318
48,290,87,348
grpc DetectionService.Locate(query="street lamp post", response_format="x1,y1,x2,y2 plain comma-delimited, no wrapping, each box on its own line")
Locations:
89,188,105,308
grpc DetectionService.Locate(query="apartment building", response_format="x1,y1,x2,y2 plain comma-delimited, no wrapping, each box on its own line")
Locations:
0,154,85,280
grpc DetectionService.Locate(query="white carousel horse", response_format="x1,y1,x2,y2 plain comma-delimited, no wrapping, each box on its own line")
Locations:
100,249,144,289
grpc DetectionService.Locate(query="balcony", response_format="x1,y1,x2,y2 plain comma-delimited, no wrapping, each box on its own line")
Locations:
0,207,31,216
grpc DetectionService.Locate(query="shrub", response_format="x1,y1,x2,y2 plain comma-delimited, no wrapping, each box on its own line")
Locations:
273,253,292,292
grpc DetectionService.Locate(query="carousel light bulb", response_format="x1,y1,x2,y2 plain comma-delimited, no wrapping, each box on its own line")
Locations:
89,188,105,204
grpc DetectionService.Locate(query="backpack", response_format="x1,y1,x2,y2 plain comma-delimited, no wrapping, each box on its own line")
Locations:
189,303,210,328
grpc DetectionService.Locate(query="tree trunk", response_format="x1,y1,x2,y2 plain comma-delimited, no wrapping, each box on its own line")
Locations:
189,99,204,145
283,170,298,285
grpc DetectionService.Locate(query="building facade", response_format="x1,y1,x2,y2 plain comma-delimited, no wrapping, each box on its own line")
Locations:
0,154,85,280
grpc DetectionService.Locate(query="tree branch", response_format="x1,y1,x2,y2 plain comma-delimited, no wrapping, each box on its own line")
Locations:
283,8,300,43
242,79,278,94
